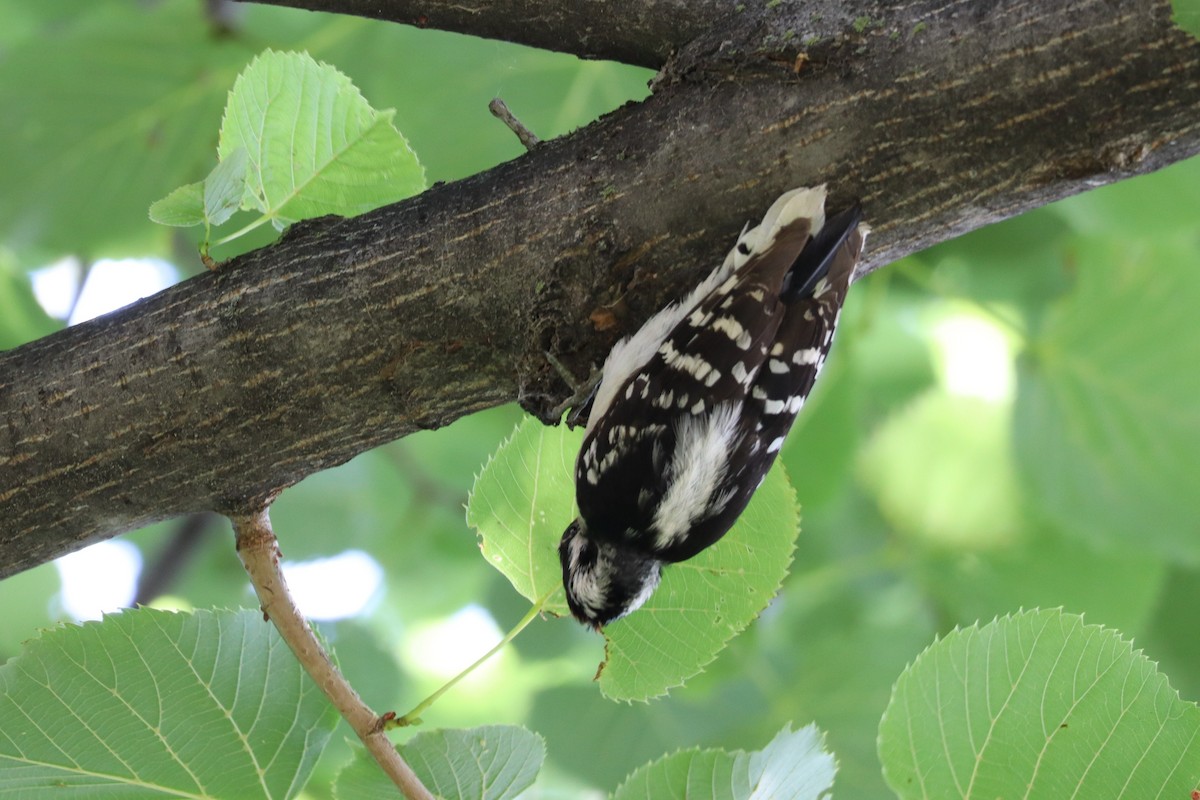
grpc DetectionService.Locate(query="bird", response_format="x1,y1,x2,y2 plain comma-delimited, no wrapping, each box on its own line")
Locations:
558,185,868,629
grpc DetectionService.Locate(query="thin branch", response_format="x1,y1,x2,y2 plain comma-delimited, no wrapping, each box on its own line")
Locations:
232,509,435,800
488,98,540,150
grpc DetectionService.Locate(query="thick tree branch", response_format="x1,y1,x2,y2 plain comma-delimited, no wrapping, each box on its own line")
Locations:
2,0,1198,578
237,0,729,67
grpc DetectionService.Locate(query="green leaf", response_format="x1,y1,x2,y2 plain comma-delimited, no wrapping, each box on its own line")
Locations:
878,609,1200,799
467,417,576,615
1015,235,1200,563
0,607,338,799
218,49,425,231
613,723,836,800
149,180,205,227
333,726,544,800
467,417,800,701
204,146,249,226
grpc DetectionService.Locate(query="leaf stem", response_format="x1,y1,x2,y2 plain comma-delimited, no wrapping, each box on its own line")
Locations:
394,588,557,727
232,509,435,800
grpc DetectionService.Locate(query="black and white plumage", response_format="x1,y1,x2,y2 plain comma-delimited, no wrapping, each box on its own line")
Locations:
559,185,867,629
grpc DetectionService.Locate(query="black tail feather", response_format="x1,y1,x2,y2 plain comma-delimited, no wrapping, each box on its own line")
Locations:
782,202,863,300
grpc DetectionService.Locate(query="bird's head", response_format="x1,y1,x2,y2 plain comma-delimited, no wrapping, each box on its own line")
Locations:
558,518,663,630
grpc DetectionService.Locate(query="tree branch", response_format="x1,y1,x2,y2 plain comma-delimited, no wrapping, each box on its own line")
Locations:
234,510,435,800
2,0,1198,578
236,0,729,67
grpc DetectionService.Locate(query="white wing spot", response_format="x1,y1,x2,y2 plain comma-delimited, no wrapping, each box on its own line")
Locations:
751,386,768,401
763,398,785,415
768,359,788,374
690,399,705,414
712,316,750,348
793,348,822,366
732,361,749,385
704,368,721,387
767,436,785,453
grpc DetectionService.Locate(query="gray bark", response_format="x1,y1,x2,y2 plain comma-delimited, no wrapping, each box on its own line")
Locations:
2,0,1198,577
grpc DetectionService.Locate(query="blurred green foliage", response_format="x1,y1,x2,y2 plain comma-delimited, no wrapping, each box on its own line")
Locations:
1,1,1198,797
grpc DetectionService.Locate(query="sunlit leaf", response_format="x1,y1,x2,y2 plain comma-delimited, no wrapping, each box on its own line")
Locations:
879,609,1200,799
149,180,205,227
204,146,249,226
217,49,425,230
466,417,576,615
613,723,835,800
0,607,338,798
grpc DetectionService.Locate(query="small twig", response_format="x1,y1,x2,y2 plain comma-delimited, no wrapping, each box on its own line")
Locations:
488,98,541,150
394,588,557,727
232,509,434,800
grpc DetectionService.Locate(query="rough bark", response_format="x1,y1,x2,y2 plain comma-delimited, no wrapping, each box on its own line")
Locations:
1,0,1198,578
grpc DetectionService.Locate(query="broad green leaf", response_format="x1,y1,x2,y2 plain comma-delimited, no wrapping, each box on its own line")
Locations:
879,609,1200,799
1015,235,1200,563
467,417,576,615
149,180,205,227
0,607,338,799
218,49,425,230
468,417,799,701
613,723,835,800
204,146,249,226
333,726,544,800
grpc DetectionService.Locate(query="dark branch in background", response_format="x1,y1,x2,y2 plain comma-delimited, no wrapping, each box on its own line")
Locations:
1,0,1198,578
133,512,220,606
239,0,729,67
